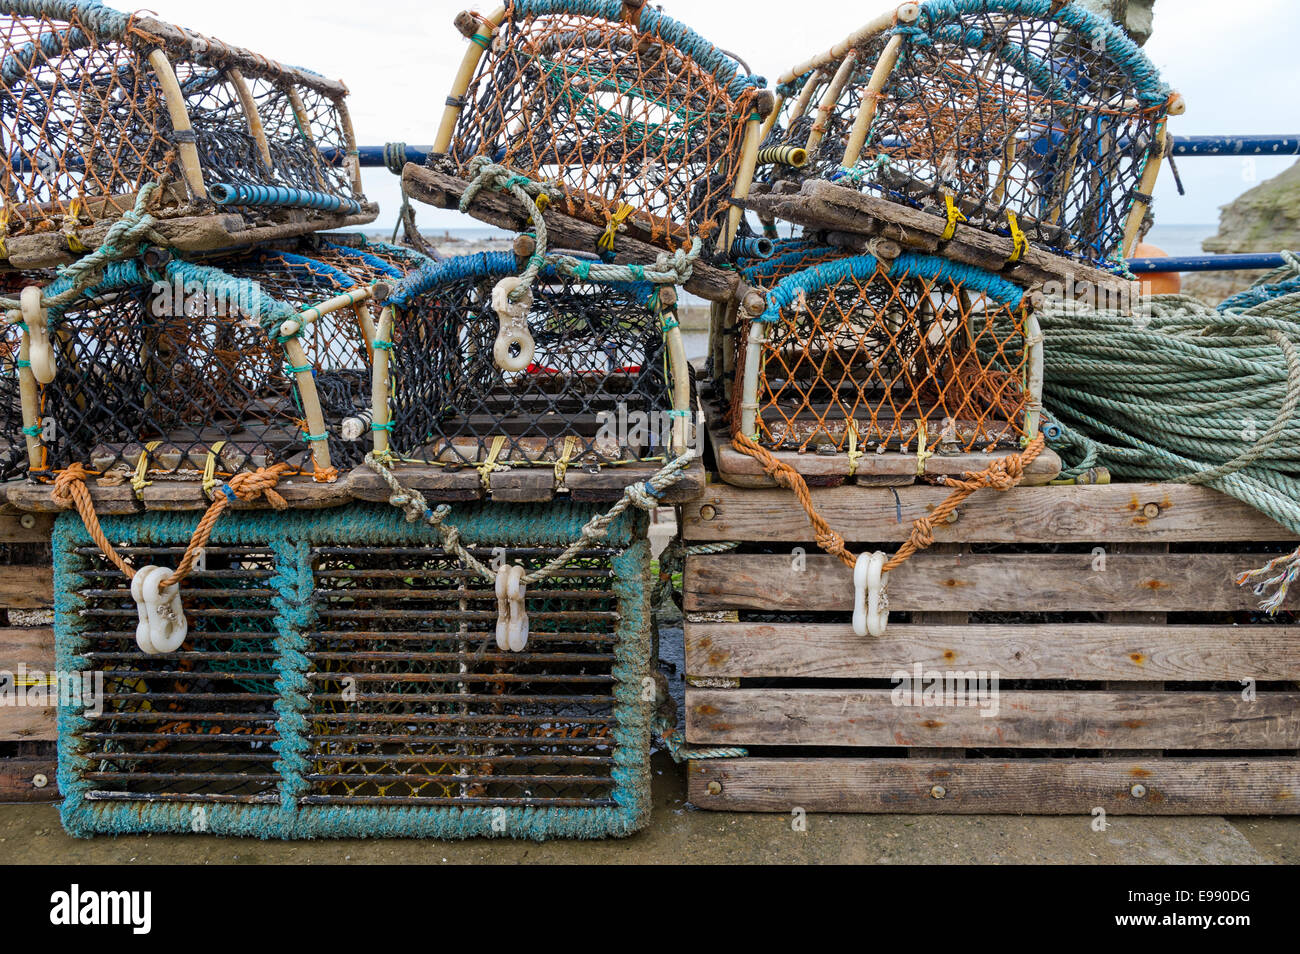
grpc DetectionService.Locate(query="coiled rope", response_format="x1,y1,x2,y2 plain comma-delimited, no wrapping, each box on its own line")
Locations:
1032,253,1300,612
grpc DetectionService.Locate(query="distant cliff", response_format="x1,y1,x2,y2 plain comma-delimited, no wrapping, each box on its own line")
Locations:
1184,161,1300,303
1078,0,1155,44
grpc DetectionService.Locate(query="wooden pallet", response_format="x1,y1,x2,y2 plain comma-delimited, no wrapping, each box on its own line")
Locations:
4,454,707,513
0,506,58,803
681,481,1300,814
707,399,1062,488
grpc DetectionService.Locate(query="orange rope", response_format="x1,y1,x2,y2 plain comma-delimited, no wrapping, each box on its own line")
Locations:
51,463,136,579
731,432,1046,573
51,462,293,589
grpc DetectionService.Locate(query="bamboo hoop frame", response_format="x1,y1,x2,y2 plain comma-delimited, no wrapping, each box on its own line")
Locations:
226,68,274,169
434,6,508,155
370,305,396,457
805,51,860,159
1120,99,1184,258
146,47,208,202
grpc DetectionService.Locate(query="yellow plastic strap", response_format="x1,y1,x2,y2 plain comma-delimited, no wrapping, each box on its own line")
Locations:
63,198,88,254
202,440,228,500
598,203,635,252
846,420,863,477
527,192,551,227
915,419,933,475
941,194,967,242
0,207,8,259
131,440,163,497
477,435,509,489
553,435,578,488
1006,211,1029,264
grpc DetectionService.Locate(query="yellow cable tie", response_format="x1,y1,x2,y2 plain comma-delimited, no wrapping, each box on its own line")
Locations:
846,419,864,477
1006,210,1029,264
915,419,933,476
941,194,967,242
477,435,509,489
553,435,578,489
63,197,88,254
527,191,551,227
0,207,8,259
202,440,228,500
131,440,163,498
597,203,635,253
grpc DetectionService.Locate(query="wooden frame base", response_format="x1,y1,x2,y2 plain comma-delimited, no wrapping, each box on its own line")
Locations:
707,398,1062,488
741,179,1138,301
1,205,381,270
3,454,707,513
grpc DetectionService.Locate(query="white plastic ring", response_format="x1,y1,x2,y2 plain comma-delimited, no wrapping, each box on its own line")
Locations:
853,551,890,637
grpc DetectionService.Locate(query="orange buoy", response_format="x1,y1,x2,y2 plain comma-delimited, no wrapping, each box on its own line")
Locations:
1134,242,1181,296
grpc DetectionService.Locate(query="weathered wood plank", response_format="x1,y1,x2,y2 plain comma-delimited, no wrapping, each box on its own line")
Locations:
682,482,1299,544
0,627,54,671
0,703,56,742
688,758,1300,814
707,408,1062,487
0,758,59,802
687,689,1300,749
684,552,1289,613
0,507,53,543
685,622,1300,682
0,567,53,610
7,480,141,515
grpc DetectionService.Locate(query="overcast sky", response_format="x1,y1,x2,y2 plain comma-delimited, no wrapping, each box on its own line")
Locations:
140,0,1299,230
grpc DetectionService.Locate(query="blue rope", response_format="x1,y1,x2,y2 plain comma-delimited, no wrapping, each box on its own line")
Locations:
208,183,365,215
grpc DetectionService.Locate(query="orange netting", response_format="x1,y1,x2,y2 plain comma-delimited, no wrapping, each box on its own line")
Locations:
444,0,761,251
731,254,1035,454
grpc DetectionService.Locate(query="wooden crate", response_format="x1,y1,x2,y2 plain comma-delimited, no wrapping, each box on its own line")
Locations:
681,482,1300,814
0,506,57,803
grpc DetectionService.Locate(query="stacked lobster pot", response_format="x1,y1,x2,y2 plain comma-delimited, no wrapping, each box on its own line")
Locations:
702,0,1180,635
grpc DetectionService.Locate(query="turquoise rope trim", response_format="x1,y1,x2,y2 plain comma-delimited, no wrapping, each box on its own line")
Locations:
56,503,650,840
756,251,1026,323
386,250,653,310
1,2,129,84
905,0,1170,106
208,183,365,215
512,0,764,98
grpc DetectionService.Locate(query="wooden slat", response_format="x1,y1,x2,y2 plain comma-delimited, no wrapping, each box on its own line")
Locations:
0,567,53,610
685,622,1300,682
0,507,53,543
684,552,1289,613
688,758,1300,814
686,689,1300,749
682,483,1298,544
0,705,55,742
0,757,59,802
0,627,53,671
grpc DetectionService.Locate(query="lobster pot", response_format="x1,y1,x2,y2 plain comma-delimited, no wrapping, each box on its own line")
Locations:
0,0,372,265
766,0,1176,263
438,0,763,251
55,502,655,839
20,253,377,483
381,252,683,466
733,252,1041,453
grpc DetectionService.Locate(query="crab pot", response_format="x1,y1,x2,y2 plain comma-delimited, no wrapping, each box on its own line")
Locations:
16,249,398,484
762,0,1178,263
732,252,1042,456
377,252,689,467
55,501,655,839
0,0,374,266
435,0,764,252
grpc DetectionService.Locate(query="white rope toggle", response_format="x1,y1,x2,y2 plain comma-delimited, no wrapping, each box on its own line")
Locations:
852,550,890,637
131,565,188,655
494,563,530,652
21,285,56,384
491,276,536,373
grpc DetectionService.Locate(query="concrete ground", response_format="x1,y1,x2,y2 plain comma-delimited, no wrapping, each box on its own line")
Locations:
0,756,1296,864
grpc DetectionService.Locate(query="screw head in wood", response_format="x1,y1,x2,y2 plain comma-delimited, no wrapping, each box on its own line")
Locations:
944,510,960,524
706,781,722,796
930,784,946,799
1142,503,1160,519
32,773,47,789
1131,783,1147,798
699,505,717,521
19,513,36,529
